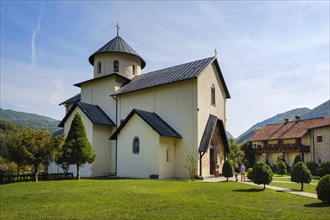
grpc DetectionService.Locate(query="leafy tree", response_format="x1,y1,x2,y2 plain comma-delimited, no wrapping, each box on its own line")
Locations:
291,161,312,191
316,174,330,203
185,153,197,180
227,139,243,163
247,168,253,181
62,113,96,180
306,161,319,176
252,162,273,190
241,142,256,167
276,160,287,176
222,160,233,181
318,167,326,178
321,161,330,175
292,154,302,167
6,129,60,181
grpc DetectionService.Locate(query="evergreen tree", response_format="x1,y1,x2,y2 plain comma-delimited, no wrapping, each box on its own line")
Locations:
292,154,302,167
241,142,256,167
222,160,233,181
62,113,96,180
291,161,312,191
252,162,273,190
276,160,287,177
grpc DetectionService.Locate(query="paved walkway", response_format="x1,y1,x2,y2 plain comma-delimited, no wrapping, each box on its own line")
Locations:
203,177,317,199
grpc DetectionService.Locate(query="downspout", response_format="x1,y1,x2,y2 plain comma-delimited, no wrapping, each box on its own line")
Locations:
111,95,118,176
199,152,206,177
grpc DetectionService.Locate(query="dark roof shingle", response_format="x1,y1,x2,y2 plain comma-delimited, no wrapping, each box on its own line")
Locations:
59,93,81,105
58,102,115,127
110,109,182,139
114,57,230,97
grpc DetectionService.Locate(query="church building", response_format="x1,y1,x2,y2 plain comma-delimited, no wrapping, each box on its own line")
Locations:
53,26,231,179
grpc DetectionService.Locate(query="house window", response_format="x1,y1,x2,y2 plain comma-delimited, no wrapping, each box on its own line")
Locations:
114,60,119,72
132,136,140,154
132,65,136,75
317,136,323,142
211,84,216,106
97,62,102,74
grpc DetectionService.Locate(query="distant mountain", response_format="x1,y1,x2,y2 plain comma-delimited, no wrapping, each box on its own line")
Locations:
0,108,61,132
236,99,330,144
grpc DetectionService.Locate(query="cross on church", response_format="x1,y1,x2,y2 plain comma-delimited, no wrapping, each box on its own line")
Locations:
116,22,120,36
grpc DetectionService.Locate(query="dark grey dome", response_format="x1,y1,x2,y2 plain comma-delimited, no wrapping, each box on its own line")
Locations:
89,36,146,69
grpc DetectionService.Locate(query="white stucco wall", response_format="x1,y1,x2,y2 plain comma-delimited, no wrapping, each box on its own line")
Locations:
159,137,177,179
117,114,160,178
93,53,142,79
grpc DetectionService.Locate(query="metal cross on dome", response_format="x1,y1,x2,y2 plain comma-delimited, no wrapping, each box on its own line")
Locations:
116,22,120,36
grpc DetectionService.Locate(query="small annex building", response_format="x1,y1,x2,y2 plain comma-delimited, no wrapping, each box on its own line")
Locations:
248,116,330,166
50,27,231,179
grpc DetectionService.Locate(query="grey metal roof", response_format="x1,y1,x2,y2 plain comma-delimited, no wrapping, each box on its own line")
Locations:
59,93,81,105
114,57,214,95
110,109,182,140
74,73,130,88
88,36,146,69
58,102,115,127
114,57,230,98
198,114,230,154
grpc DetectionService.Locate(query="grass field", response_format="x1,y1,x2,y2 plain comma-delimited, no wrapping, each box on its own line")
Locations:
270,175,318,194
1,178,329,220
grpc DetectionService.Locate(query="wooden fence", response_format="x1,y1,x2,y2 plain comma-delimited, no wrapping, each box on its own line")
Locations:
0,173,73,184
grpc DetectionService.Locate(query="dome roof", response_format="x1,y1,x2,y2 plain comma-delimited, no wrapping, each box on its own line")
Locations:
88,35,146,69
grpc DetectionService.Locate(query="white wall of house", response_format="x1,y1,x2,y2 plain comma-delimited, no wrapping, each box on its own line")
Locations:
117,114,159,178
117,79,197,178
159,137,178,179
311,126,330,164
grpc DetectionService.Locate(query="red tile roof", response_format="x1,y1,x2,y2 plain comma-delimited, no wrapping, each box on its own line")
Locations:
248,117,326,142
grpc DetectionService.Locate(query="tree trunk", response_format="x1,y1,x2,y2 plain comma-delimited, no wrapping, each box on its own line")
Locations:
76,163,80,180
263,184,266,190
300,182,304,191
34,163,38,182
227,177,229,182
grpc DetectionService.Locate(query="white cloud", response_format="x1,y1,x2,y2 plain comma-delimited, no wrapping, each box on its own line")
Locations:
31,5,44,66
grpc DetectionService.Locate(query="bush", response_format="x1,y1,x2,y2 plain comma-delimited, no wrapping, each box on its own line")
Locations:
306,161,319,176
293,155,302,167
316,174,330,203
247,168,253,181
318,167,326,178
291,162,312,191
252,162,273,190
321,161,330,175
276,160,287,176
222,160,233,181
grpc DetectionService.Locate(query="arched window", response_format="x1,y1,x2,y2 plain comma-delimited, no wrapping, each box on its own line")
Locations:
97,62,102,74
211,84,216,106
114,60,119,72
132,136,140,154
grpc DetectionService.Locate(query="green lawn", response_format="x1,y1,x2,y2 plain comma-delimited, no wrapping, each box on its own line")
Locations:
1,179,329,220
271,175,319,194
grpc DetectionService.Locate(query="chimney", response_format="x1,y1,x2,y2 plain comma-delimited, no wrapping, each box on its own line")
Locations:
295,115,300,122
284,118,289,124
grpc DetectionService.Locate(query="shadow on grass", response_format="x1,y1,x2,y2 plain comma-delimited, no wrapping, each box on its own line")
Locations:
233,188,264,193
304,202,330,208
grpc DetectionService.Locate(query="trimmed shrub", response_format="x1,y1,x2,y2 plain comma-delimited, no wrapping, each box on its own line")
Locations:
321,161,330,175
276,160,287,176
252,162,273,190
222,160,233,181
306,161,319,176
316,174,330,203
293,154,302,167
247,168,253,181
318,167,326,178
291,162,312,191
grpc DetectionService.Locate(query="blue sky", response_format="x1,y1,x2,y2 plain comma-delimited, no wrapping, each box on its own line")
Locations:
1,1,329,137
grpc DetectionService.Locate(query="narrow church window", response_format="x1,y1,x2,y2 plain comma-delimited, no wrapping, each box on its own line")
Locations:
211,84,216,106
114,60,119,72
132,136,140,154
166,149,169,162
132,65,136,75
97,62,102,74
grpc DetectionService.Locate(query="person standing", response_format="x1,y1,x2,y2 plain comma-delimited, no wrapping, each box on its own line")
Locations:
234,163,240,182
240,164,246,182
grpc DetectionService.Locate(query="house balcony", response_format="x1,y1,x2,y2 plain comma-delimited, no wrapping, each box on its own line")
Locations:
255,144,310,154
